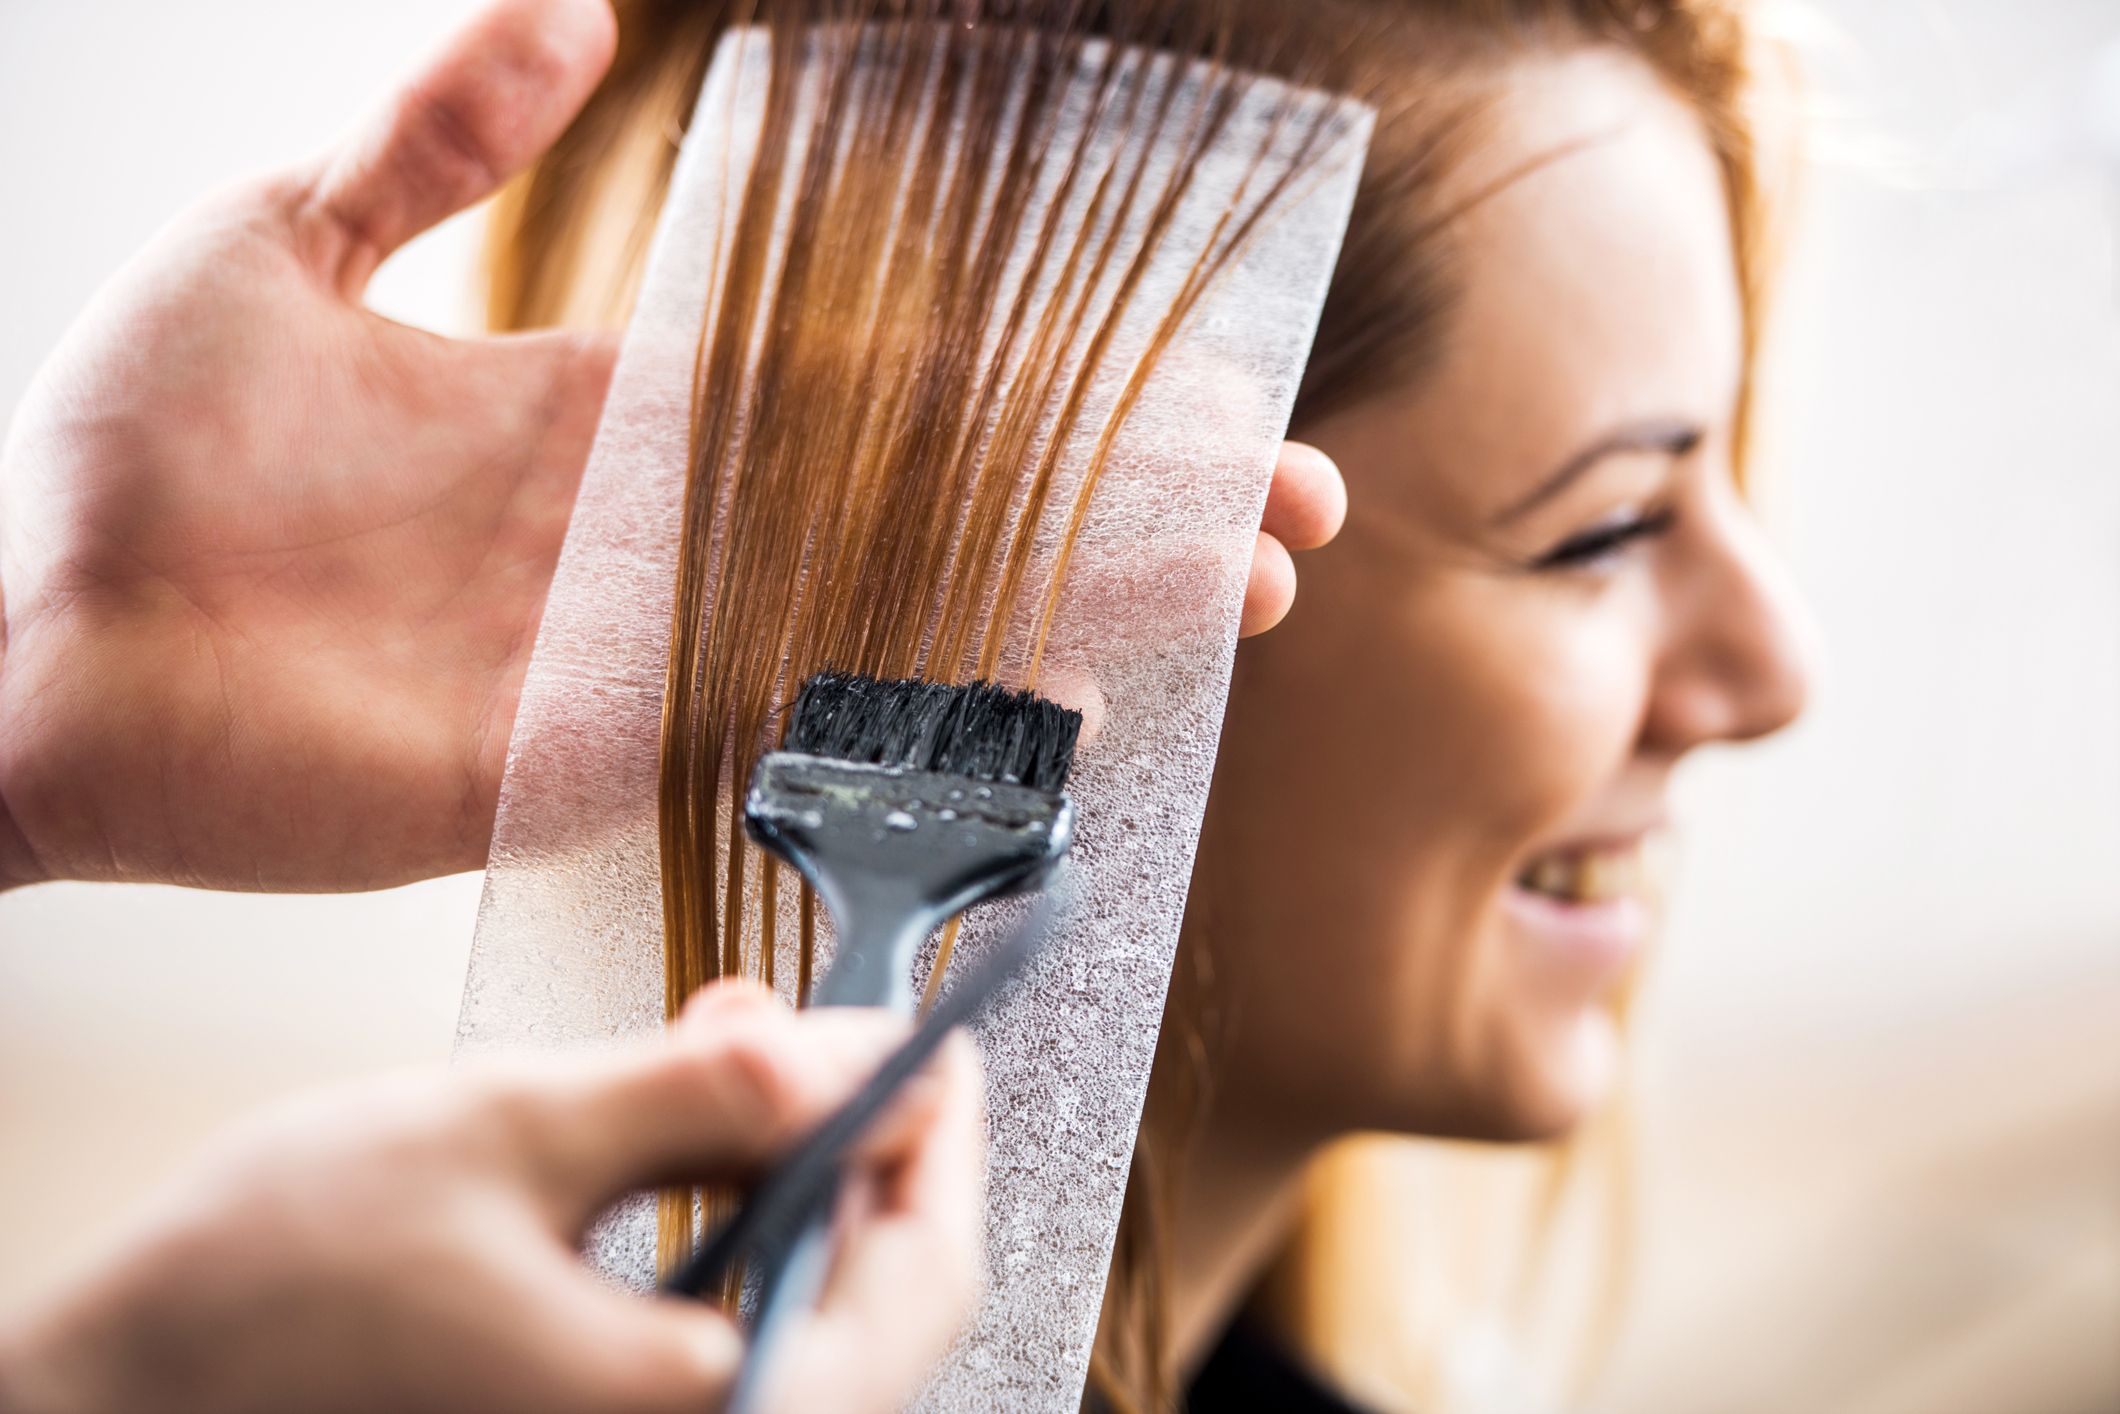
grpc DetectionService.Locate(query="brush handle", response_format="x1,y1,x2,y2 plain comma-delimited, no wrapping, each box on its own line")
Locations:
726,1214,833,1414
809,881,945,1012
665,903,1037,1301
728,892,938,1412
688,895,1055,1413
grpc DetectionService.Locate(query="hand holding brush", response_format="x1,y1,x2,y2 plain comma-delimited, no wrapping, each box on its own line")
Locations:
0,983,983,1414
671,671,1083,1412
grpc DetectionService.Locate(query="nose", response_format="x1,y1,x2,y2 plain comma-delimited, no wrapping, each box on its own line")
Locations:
1643,490,1814,753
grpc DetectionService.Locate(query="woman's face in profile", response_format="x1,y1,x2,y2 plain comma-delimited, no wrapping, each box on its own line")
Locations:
1194,49,1815,1143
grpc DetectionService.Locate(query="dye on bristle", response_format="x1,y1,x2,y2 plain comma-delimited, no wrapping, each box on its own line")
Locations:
784,671,1083,792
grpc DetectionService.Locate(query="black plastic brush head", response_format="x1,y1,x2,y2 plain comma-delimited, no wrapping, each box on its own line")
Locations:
745,671,1082,1012
783,671,1081,792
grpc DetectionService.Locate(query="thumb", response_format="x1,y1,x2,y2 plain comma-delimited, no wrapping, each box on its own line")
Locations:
299,0,617,298
500,1002,919,1227
766,1034,987,1413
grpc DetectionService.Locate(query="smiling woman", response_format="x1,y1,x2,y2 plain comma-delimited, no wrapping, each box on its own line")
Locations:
485,1,1812,1409
1152,25,1810,1413
1204,33,1811,1138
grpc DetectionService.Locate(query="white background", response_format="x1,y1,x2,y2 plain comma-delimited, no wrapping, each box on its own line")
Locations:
3,3,2116,1410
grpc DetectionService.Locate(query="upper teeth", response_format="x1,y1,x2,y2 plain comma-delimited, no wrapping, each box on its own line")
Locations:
1518,848,1643,904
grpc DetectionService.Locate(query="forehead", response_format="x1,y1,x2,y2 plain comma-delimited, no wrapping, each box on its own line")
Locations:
1364,48,1743,510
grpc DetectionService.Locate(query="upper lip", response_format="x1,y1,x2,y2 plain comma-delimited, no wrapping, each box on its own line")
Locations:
1519,819,1668,862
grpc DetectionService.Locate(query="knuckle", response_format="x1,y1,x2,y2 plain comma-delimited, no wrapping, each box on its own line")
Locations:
506,26,591,105
402,82,507,200
805,1005,910,1060
452,1062,563,1167
678,976,781,1026
594,1328,739,1414
706,1024,808,1129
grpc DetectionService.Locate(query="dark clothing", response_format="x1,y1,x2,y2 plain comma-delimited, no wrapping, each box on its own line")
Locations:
1184,1321,1377,1413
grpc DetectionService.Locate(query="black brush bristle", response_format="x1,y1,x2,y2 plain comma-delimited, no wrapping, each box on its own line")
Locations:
782,672,1082,791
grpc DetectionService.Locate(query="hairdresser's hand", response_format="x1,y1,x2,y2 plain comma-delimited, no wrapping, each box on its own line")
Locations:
0,0,1345,892
0,0,623,892
0,982,984,1414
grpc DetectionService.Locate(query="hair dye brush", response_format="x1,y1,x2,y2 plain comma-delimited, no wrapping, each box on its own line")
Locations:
747,671,1081,1008
718,670,1082,1408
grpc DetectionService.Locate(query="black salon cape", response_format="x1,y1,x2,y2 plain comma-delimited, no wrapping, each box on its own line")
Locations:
1181,1321,1376,1414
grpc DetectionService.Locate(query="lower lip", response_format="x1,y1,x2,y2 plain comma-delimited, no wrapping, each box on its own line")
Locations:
1501,884,1648,984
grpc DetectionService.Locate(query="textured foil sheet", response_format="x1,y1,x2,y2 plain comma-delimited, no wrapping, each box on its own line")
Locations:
456,25,1368,1409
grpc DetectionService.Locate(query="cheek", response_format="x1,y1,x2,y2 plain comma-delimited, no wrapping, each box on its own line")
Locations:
1381,585,1645,1001
1430,586,1654,1134
1392,578,1649,861
1197,555,1656,1132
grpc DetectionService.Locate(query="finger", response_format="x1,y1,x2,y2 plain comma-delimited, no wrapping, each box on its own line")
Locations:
1261,440,1347,551
766,1036,987,1413
1239,530,1297,637
529,1031,969,1414
1031,662,1107,749
669,987,955,1160
501,1008,918,1222
300,0,618,295
563,1285,749,1414
850,1032,983,1221
672,977,786,1035
819,1032,962,1164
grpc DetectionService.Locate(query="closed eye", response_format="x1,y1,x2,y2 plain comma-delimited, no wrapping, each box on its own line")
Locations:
1533,507,1677,571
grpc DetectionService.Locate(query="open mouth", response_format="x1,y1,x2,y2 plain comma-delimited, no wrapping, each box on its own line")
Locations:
1512,841,1649,907
1505,839,1654,978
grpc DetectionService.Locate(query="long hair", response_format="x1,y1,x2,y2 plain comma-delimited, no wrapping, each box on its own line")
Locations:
486,1,1784,1407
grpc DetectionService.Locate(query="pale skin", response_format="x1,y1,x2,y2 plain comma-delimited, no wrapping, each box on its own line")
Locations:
0,0,1342,895
1154,49,1815,1374
0,981,986,1414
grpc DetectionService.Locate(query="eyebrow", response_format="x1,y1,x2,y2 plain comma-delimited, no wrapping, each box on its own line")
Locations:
1489,419,1705,527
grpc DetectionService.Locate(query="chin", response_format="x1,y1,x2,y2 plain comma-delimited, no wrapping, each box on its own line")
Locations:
1451,1004,1623,1144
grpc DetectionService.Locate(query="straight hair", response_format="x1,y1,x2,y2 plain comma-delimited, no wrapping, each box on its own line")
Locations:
487,0,1781,1406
